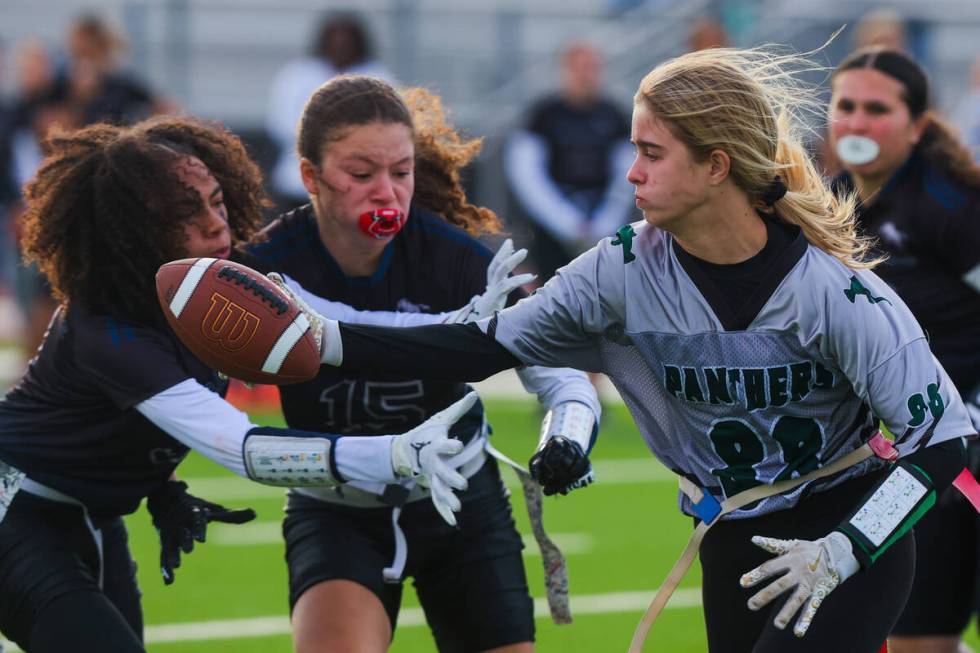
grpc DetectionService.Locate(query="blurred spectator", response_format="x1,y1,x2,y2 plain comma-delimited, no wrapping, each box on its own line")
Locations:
952,56,980,162
503,42,633,282
5,17,172,362
854,9,907,51
56,14,176,125
6,40,63,361
688,16,730,52
8,41,58,189
267,13,394,210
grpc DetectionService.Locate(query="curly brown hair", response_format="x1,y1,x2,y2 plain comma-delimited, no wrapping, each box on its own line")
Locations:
20,116,268,324
296,75,500,235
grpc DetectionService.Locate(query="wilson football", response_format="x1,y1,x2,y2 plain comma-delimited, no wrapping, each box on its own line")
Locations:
156,258,320,384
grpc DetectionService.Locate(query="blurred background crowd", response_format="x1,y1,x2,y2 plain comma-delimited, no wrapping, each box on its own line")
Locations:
1,0,979,391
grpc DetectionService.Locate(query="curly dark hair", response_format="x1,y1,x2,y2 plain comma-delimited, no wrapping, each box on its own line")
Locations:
20,116,269,324
296,75,501,235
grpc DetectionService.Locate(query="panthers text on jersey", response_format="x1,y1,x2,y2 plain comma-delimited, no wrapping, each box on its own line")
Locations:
487,220,975,518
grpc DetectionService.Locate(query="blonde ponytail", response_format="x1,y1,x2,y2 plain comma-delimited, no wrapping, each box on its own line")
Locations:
635,46,882,269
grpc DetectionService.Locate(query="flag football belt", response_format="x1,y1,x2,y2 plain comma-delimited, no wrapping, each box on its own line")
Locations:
485,441,573,625
628,432,899,653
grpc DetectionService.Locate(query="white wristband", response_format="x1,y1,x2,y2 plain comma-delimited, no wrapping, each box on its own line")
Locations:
243,434,338,486
320,318,343,366
539,401,596,452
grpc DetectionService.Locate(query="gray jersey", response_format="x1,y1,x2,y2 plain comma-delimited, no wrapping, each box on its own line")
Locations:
485,222,975,519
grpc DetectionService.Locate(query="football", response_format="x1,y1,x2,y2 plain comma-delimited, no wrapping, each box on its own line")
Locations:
156,258,320,385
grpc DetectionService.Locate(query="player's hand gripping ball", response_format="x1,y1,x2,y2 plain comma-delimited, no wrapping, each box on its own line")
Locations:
529,436,595,496
156,258,320,384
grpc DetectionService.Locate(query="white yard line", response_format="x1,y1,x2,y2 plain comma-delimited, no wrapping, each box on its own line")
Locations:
0,588,700,650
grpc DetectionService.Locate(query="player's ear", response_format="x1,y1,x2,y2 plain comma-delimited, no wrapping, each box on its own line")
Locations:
706,149,731,186
299,158,320,196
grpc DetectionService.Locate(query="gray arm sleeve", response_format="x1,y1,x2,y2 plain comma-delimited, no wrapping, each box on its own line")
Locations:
823,271,977,455
482,242,624,373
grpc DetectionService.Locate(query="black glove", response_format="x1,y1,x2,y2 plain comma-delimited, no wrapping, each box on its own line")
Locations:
529,436,595,496
146,480,256,584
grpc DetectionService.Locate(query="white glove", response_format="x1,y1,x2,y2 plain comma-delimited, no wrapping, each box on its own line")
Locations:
740,531,859,638
267,272,324,353
390,392,477,526
444,239,536,323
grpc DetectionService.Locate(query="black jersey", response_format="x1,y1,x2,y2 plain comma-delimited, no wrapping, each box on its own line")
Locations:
835,154,980,392
240,203,491,439
0,304,227,517
526,95,630,196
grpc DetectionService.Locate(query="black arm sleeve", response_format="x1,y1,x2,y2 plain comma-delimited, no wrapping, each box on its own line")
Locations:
338,321,522,381
904,436,969,490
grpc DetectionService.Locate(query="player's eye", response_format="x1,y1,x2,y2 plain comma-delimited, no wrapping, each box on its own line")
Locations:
836,99,855,113
866,103,889,115
393,169,412,179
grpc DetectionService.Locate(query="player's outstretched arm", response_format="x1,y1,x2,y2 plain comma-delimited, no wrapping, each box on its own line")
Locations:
135,382,476,525
320,319,522,382
318,239,611,381
265,239,534,331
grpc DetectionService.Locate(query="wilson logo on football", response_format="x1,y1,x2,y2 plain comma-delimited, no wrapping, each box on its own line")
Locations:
202,292,260,352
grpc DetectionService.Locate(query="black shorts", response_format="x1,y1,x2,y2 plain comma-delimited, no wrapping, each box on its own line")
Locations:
283,458,534,653
892,441,980,636
700,471,916,653
0,490,143,651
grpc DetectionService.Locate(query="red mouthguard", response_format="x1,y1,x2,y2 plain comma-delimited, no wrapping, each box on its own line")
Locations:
358,208,404,239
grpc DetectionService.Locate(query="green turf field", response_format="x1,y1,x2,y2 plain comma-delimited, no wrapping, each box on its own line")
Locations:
3,398,978,652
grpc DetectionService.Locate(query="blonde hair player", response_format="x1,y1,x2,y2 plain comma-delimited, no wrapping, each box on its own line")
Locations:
308,46,975,652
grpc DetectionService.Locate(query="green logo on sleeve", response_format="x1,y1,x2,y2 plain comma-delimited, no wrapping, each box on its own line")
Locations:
906,383,945,427
612,225,636,264
844,276,891,306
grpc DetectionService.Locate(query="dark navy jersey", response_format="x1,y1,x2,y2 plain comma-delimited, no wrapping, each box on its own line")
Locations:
239,203,492,439
0,304,227,517
834,154,980,392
